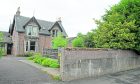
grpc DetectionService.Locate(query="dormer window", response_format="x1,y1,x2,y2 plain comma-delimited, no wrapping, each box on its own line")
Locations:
26,25,39,37
52,30,58,37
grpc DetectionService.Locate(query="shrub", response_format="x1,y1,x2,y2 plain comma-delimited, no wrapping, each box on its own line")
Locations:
28,56,34,60
50,63,60,68
41,58,49,66
25,52,35,57
28,53,60,68
41,58,60,68
34,53,42,57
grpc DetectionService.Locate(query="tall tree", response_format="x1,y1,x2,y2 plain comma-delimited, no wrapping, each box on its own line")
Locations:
94,0,140,51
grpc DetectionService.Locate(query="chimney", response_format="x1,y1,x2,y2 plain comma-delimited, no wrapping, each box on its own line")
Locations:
16,7,20,16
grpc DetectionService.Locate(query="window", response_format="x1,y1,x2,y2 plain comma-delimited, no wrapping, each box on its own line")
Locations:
30,41,35,51
52,30,58,37
26,25,38,36
52,30,55,37
26,41,28,51
25,41,36,51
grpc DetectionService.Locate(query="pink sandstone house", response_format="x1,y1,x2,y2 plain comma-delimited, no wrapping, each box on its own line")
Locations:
7,7,67,56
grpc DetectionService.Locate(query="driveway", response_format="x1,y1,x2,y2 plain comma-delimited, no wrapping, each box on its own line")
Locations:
0,56,140,84
0,56,59,84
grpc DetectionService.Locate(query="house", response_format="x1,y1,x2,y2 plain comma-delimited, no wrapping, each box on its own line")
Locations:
8,7,67,56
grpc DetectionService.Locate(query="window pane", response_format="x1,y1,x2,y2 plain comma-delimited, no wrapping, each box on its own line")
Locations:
26,25,38,36
30,46,35,51
30,41,35,51
30,41,35,46
26,26,32,35
33,27,38,36
56,30,58,36
52,30,55,37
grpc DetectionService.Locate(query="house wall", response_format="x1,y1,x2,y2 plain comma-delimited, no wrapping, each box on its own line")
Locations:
39,35,52,54
18,33,25,55
12,26,19,56
12,32,52,56
59,48,140,81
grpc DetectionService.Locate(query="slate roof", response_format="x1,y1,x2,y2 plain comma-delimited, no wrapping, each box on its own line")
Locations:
14,15,67,36
0,31,12,43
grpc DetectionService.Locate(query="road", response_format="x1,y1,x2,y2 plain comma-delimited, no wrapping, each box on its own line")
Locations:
0,56,140,84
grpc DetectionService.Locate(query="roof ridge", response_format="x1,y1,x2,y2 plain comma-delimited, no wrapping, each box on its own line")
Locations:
19,15,54,23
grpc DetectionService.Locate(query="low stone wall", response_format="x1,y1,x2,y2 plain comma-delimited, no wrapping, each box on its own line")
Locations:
59,48,140,81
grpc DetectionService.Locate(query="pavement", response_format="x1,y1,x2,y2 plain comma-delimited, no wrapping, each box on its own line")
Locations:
0,56,140,84
19,59,60,79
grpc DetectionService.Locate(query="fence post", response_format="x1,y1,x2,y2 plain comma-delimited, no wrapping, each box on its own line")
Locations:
58,48,65,81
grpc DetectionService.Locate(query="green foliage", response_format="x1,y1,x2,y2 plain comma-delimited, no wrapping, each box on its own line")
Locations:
28,53,60,68
28,56,34,60
52,75,61,80
25,52,35,57
52,34,68,49
0,32,4,58
84,30,95,48
92,0,140,51
72,33,85,47
41,58,59,68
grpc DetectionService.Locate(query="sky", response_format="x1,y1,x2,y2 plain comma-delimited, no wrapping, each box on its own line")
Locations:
0,0,120,37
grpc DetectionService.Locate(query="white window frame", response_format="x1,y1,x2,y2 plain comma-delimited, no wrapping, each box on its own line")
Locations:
52,29,58,37
26,25,39,37
25,40,37,52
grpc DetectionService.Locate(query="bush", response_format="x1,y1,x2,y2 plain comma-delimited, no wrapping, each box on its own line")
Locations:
34,53,42,57
50,63,60,68
41,58,50,66
28,53,60,68
28,56,34,60
41,58,59,68
25,52,35,57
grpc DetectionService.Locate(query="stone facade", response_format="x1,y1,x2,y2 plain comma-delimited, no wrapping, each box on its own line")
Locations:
12,29,52,56
59,48,140,81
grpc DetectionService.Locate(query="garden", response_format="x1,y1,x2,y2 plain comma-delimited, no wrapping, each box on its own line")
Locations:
27,52,60,68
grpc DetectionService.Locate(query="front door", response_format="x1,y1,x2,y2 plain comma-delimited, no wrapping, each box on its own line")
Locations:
7,44,12,54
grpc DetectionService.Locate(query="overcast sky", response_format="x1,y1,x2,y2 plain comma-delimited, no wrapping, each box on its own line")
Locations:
0,0,120,37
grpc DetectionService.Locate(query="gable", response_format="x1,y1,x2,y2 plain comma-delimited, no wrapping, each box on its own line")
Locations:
23,16,41,29
49,21,68,37
49,22,63,32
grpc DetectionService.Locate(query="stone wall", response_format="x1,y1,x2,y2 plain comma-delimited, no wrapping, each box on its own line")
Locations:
59,48,140,81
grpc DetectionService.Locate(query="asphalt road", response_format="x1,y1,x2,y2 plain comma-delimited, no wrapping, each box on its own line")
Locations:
0,56,140,84
0,56,59,84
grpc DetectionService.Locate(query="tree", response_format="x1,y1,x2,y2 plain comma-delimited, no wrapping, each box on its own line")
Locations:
72,33,85,47
52,34,68,49
0,32,4,58
84,30,95,48
93,0,140,51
